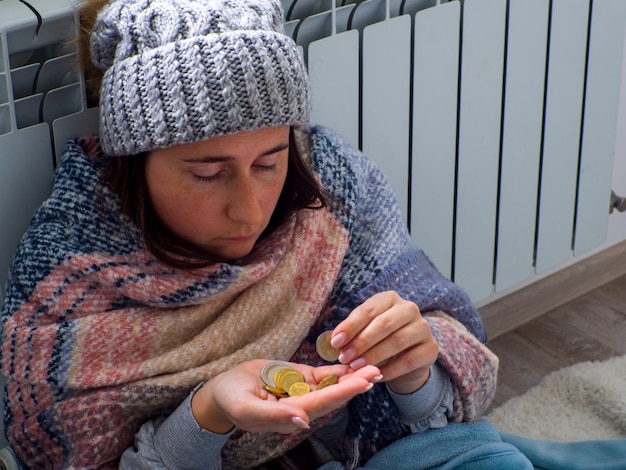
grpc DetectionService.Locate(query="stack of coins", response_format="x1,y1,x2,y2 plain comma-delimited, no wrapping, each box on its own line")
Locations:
261,361,338,398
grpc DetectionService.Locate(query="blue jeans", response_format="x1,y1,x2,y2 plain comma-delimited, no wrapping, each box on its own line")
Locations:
319,420,533,469
500,433,626,470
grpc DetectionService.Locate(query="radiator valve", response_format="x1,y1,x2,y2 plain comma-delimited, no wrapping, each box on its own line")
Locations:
610,191,626,213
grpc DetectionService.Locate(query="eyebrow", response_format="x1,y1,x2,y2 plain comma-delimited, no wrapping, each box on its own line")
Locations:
182,143,289,163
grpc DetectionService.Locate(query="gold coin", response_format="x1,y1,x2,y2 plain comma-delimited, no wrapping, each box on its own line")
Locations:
316,375,339,390
263,385,288,398
275,369,304,391
287,382,311,396
316,330,341,362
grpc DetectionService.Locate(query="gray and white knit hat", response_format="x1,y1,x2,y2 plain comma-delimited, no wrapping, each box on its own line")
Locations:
90,0,310,156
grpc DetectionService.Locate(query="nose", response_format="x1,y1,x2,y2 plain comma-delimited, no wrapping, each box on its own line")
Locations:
226,176,264,225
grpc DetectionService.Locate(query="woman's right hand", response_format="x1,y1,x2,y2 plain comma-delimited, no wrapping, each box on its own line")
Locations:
191,359,381,434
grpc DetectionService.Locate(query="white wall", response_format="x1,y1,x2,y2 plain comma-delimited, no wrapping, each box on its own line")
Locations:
607,28,626,244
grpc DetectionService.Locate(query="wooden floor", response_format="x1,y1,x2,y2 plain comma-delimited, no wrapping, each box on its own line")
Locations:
486,273,626,409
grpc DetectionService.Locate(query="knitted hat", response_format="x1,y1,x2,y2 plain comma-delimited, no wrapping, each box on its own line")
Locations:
90,0,310,156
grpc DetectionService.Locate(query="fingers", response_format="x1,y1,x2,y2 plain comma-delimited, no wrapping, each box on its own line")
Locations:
283,372,377,422
289,363,381,385
331,291,403,349
237,369,380,433
232,397,312,433
338,312,419,369
332,292,429,370
224,362,381,434
380,339,439,392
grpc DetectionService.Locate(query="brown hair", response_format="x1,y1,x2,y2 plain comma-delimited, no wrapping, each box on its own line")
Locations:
101,129,329,269
77,0,109,103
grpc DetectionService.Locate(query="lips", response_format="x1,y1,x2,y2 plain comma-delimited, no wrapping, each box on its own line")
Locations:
225,233,257,241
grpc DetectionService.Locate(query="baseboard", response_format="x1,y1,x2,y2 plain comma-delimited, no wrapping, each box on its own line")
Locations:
479,239,626,340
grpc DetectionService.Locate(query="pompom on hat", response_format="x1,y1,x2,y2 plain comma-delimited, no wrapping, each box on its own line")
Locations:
90,0,311,156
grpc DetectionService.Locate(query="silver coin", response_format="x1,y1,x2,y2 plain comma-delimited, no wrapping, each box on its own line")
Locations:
261,361,289,387
316,330,341,362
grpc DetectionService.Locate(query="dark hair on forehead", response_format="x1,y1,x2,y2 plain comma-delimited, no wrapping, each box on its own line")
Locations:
101,127,328,269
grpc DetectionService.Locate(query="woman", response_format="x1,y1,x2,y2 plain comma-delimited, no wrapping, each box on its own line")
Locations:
0,0,531,468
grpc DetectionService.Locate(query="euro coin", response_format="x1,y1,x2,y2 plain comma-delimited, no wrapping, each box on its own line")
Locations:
261,362,340,398
316,330,341,362
275,369,305,392
262,361,290,387
264,385,289,398
288,382,311,396
316,375,339,390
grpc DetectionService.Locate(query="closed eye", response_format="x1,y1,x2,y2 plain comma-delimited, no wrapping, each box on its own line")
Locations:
192,163,276,183
193,172,222,183
255,164,277,172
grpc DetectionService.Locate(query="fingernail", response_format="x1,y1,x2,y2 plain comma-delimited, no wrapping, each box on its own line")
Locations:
291,416,310,429
330,332,346,348
349,357,367,370
371,374,384,383
363,383,374,393
338,347,356,364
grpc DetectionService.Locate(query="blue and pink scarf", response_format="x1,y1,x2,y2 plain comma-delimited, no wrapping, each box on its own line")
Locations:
1,126,497,468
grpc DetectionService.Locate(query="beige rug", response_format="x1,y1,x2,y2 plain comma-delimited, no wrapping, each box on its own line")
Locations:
486,354,626,442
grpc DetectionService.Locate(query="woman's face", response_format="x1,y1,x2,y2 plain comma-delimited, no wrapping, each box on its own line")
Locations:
145,126,290,261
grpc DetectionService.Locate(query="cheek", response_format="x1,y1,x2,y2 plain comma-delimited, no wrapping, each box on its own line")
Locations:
268,164,289,203
266,181,285,205
150,186,218,243
158,196,194,225
146,163,196,227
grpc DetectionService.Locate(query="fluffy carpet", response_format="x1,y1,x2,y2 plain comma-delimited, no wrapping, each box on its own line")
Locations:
486,354,626,442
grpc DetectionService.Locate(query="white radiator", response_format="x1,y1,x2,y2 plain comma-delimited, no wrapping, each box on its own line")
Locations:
1,0,625,307
290,0,626,303
0,0,99,310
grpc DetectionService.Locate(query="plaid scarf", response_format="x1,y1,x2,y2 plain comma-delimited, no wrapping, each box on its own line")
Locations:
1,126,496,469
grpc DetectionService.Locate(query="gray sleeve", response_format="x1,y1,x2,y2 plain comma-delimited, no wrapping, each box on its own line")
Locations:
386,362,453,433
119,388,235,470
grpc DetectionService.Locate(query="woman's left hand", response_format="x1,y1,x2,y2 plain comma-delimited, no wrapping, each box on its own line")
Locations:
329,291,439,395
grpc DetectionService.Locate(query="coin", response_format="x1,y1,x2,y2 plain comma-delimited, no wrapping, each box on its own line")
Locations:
287,381,311,396
264,385,289,398
260,362,339,398
316,375,339,390
262,361,289,387
316,330,341,362
275,369,304,391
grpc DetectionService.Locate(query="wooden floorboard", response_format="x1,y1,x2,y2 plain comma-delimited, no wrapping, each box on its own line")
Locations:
480,240,626,339
486,273,626,409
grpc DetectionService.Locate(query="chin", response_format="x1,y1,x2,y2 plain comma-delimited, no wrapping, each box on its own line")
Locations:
206,244,256,262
